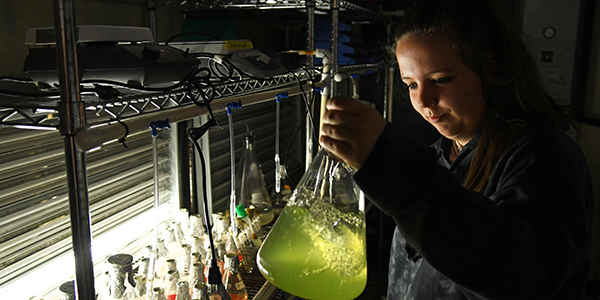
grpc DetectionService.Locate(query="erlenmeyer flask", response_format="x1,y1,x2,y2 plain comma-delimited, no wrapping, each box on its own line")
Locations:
238,133,274,226
256,148,367,300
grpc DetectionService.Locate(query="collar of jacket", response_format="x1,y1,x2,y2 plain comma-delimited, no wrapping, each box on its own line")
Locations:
432,132,481,173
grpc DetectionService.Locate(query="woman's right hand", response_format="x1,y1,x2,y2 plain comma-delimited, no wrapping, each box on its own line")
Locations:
319,96,387,170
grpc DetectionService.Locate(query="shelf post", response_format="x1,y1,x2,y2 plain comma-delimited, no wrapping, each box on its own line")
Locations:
330,0,340,97
148,0,157,45
53,0,95,299
305,0,316,169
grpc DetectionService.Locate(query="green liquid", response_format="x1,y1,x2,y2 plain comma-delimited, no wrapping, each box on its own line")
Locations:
257,204,367,300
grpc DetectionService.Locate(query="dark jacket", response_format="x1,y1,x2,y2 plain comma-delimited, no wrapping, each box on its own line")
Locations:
354,122,593,299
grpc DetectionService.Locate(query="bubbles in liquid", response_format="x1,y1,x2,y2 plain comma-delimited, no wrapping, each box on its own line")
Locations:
289,187,366,278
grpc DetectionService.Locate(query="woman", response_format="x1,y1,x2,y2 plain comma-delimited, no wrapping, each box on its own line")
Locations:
319,0,593,299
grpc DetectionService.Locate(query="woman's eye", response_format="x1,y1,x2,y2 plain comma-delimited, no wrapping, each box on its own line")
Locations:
433,77,451,84
407,83,417,90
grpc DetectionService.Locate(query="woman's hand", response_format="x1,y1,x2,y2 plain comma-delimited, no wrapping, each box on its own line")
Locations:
319,96,387,169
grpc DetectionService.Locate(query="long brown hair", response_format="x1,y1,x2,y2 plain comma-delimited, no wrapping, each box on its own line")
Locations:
395,0,577,192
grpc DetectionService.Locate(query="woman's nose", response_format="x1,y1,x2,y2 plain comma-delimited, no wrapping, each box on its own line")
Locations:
411,86,438,108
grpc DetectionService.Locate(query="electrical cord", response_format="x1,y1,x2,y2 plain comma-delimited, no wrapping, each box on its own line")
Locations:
189,130,222,285
207,57,235,82
282,69,319,185
291,71,319,143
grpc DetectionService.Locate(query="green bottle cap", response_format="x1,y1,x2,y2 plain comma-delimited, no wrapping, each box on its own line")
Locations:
235,204,248,218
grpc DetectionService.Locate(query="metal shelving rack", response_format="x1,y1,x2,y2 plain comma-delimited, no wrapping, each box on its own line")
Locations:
0,0,395,299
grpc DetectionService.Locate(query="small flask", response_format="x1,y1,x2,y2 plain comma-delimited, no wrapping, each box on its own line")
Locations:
180,244,192,276
189,262,206,291
139,257,150,279
191,236,206,260
157,238,170,258
222,254,248,300
188,214,205,238
216,240,227,266
192,282,210,300
165,269,180,300
238,133,274,226
172,221,186,243
235,204,262,247
230,222,258,274
191,252,202,265
166,229,180,257
153,287,168,300
106,254,135,300
167,259,178,273
176,281,191,300
134,274,146,297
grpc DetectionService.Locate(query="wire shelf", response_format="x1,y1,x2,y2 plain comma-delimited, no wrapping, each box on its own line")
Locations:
179,0,377,12
0,61,388,130
0,67,312,129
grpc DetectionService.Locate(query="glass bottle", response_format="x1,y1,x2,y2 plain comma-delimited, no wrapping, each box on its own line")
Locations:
134,274,146,297
139,257,150,280
106,254,135,300
165,269,180,300
238,133,274,226
257,148,367,300
153,287,168,300
167,259,178,273
157,238,170,258
172,221,185,244
180,244,192,276
189,262,206,291
235,204,262,246
191,237,206,261
192,282,210,300
188,214,205,239
191,252,202,266
222,254,248,300
176,281,191,300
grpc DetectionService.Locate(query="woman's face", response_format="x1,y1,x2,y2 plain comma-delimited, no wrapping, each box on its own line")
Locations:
396,33,488,146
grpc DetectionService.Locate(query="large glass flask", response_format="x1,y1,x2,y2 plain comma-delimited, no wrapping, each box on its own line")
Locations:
238,134,274,226
256,148,367,300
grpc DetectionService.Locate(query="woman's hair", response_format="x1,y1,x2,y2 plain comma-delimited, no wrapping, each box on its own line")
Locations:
394,0,577,192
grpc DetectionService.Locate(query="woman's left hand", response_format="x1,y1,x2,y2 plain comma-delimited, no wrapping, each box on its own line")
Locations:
319,96,387,169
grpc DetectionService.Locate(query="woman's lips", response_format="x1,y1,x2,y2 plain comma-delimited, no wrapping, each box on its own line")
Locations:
429,113,447,123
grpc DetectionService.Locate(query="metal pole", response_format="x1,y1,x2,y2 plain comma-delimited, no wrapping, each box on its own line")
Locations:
53,0,95,299
330,0,340,97
305,0,316,170
148,0,157,45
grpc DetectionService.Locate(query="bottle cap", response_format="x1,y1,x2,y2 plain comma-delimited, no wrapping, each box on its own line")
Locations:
235,204,248,218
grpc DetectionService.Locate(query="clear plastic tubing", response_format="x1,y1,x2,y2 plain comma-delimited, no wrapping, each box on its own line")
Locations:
147,125,160,299
274,92,288,194
146,119,170,299
275,98,281,194
227,103,239,236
